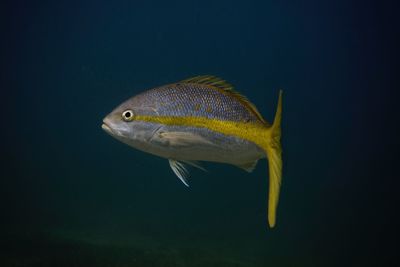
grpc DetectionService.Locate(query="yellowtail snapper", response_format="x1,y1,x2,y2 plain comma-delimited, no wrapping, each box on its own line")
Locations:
102,75,283,228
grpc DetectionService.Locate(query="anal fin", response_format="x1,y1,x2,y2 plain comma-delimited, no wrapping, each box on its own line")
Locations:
235,160,259,173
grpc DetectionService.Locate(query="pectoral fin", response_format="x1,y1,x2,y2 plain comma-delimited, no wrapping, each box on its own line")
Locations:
158,131,213,147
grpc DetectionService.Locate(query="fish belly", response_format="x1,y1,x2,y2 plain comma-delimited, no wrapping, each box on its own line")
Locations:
145,125,265,165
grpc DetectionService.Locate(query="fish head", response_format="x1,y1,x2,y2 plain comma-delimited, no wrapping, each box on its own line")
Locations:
102,95,159,150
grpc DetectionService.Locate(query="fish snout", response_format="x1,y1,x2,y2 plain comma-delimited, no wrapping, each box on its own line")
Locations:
102,117,115,135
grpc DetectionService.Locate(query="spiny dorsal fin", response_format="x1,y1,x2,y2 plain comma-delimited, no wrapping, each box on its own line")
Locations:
180,75,234,91
180,75,267,124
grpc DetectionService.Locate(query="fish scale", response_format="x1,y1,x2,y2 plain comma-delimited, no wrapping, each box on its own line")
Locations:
130,83,262,123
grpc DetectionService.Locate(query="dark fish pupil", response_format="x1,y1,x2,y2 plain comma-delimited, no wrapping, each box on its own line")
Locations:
125,112,131,118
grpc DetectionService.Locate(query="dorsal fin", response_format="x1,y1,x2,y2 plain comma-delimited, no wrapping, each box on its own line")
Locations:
180,75,234,91
180,75,267,124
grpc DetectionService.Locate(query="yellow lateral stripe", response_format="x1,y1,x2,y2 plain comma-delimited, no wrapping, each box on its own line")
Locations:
135,115,270,148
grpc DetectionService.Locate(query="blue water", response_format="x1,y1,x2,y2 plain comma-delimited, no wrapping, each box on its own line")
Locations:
1,0,397,266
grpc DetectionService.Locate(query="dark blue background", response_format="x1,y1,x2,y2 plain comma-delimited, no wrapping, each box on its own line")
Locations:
1,0,398,266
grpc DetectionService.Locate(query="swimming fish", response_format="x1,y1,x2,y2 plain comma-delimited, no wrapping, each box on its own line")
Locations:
102,76,283,227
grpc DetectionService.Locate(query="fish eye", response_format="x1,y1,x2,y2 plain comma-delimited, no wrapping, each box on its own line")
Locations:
122,110,134,122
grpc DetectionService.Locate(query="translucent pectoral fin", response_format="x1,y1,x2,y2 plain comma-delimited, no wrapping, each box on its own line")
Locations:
158,131,213,147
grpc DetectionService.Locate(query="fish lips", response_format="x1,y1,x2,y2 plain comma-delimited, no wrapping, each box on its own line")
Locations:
101,118,127,139
101,122,113,135
102,118,117,136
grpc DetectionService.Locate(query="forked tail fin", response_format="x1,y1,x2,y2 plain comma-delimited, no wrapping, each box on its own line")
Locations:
265,90,283,228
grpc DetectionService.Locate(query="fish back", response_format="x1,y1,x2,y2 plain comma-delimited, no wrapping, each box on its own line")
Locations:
130,76,268,126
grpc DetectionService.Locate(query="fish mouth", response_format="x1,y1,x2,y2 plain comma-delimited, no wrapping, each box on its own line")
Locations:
101,122,114,135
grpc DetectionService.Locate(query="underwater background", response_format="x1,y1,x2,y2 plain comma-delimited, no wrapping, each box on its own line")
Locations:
1,0,398,266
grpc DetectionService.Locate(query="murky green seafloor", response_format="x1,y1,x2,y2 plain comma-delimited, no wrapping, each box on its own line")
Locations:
1,230,276,267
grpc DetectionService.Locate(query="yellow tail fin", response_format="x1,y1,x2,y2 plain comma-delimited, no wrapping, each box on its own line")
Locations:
265,90,283,228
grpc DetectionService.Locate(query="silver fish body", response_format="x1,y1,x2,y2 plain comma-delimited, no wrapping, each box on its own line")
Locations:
102,81,266,168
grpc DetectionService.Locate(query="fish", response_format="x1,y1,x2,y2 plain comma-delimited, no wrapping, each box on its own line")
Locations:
102,75,283,228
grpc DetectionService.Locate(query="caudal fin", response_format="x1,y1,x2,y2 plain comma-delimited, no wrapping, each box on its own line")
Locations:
265,90,283,228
